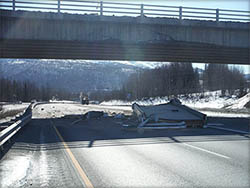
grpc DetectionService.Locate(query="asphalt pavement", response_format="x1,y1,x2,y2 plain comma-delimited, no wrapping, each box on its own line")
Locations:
0,104,249,188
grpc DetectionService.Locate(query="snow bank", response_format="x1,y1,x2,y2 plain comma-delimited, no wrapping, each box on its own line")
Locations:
49,100,77,104
32,103,88,119
226,93,250,109
101,97,169,106
32,103,132,119
181,96,235,109
0,103,30,123
200,110,250,118
100,90,238,109
1,103,30,113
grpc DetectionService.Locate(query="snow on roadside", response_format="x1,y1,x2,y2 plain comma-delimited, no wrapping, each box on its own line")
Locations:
200,110,250,118
100,91,250,118
1,103,30,113
226,93,250,109
0,155,32,188
32,103,89,119
181,96,235,109
0,103,30,123
100,90,238,109
100,97,169,106
48,100,77,104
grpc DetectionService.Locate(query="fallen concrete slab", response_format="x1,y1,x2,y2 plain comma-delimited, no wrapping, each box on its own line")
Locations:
132,99,207,129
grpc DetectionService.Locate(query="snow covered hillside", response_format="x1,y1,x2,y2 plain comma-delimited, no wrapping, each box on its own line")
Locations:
0,59,144,93
0,59,203,94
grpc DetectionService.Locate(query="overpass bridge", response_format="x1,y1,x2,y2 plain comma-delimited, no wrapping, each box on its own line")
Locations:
0,0,250,64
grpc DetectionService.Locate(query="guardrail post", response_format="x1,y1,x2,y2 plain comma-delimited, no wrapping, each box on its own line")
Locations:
13,0,15,11
140,4,144,17
179,6,182,20
58,0,60,13
216,8,219,22
100,1,103,16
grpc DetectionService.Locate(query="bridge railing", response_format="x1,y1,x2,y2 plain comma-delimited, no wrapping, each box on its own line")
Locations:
0,0,249,22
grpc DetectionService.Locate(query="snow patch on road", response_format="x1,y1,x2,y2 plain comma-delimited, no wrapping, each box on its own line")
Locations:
38,150,49,187
38,129,49,187
0,155,31,187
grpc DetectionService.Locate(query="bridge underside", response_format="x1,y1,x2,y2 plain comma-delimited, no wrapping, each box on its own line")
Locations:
0,39,249,64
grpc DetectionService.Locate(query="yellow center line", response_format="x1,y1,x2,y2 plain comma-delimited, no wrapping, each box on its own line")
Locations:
53,125,94,188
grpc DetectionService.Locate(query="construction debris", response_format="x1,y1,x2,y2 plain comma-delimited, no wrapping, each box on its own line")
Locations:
86,111,104,119
114,113,125,119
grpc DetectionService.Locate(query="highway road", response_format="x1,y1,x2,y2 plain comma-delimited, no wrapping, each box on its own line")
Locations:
0,103,249,188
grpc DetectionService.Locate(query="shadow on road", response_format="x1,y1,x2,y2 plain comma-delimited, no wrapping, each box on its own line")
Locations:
2,115,248,156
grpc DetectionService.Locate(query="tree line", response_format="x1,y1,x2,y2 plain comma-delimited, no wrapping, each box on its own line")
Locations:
203,64,247,96
0,77,73,102
91,63,248,101
1,62,247,103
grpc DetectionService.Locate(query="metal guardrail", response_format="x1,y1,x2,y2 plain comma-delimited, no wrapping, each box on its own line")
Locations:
0,104,32,150
0,0,249,22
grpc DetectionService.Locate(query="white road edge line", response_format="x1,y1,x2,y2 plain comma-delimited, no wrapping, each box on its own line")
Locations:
205,125,249,134
183,143,230,159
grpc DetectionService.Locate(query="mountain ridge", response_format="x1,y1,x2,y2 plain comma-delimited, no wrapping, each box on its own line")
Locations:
0,59,144,93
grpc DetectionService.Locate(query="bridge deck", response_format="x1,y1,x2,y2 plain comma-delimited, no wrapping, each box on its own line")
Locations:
1,39,249,64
